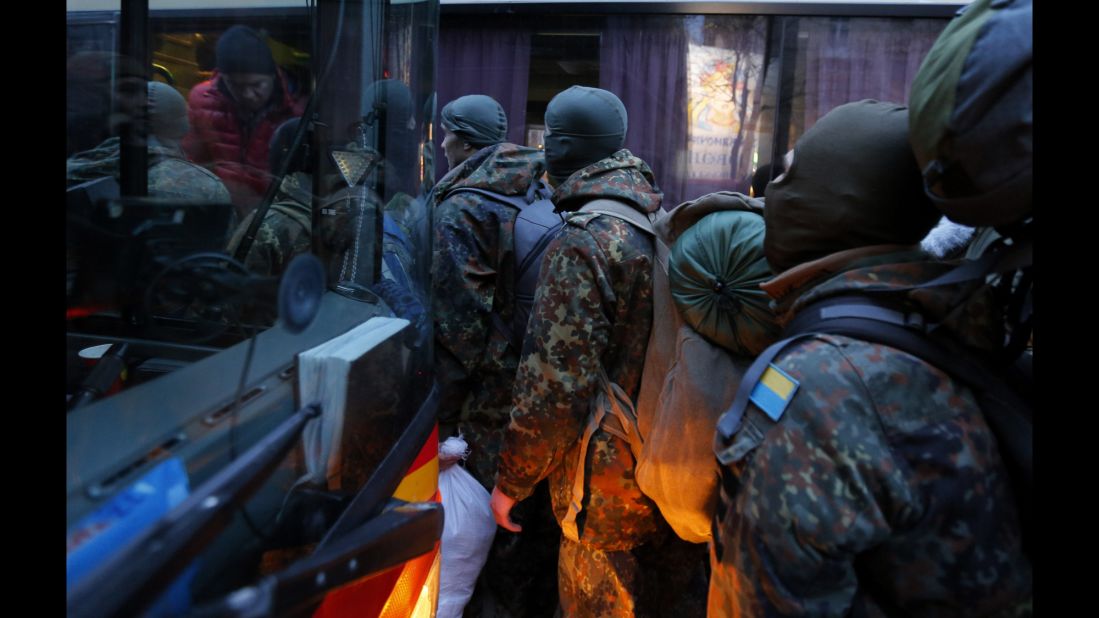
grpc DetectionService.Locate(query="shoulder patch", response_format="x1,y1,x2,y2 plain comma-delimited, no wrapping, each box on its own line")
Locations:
749,363,800,421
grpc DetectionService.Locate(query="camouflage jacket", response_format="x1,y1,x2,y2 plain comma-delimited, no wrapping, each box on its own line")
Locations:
430,143,546,428
496,149,664,551
66,137,231,203
710,248,1032,617
226,172,313,277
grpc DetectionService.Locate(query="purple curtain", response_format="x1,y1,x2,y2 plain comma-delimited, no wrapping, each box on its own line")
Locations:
600,16,690,209
435,24,532,181
799,17,946,134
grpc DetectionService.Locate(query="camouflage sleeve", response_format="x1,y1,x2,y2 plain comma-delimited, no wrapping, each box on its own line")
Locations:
430,194,505,421
721,338,899,617
225,211,308,277
495,227,611,501
242,221,285,277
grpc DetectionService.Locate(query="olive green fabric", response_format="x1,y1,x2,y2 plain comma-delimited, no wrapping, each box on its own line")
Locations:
764,100,941,274
907,0,1032,226
907,2,992,176
440,94,507,147
544,86,627,186
668,210,779,357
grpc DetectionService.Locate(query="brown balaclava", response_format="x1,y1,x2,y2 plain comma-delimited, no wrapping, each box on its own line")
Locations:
763,100,942,274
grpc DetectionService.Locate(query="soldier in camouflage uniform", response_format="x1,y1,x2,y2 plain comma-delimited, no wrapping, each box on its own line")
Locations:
430,95,560,618
709,100,1032,616
67,81,231,204
225,174,311,276
431,94,539,485
490,87,707,618
226,118,311,277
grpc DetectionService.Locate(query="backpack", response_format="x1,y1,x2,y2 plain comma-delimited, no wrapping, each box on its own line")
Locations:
907,0,1032,228
713,244,1033,557
560,192,778,544
446,180,563,351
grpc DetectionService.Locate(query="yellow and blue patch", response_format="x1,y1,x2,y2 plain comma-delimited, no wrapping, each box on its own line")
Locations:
749,364,800,421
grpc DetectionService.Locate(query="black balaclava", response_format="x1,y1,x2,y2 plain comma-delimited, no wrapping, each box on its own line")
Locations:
216,25,277,75
543,86,627,186
764,100,942,274
440,94,507,147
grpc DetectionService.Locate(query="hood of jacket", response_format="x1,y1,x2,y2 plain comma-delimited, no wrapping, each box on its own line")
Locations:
551,148,662,214
432,142,545,205
764,247,1005,357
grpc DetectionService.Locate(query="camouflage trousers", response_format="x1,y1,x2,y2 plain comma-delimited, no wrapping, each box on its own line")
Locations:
558,523,708,618
464,481,561,618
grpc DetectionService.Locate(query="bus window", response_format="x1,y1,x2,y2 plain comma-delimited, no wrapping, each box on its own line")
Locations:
67,1,442,616
436,3,957,206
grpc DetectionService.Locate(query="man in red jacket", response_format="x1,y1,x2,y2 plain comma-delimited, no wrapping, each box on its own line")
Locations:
183,25,304,218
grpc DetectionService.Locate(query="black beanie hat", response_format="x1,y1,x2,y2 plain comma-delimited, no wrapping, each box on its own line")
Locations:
216,26,277,75
763,100,942,274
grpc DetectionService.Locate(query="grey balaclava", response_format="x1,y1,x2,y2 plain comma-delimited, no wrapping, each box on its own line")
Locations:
764,100,942,274
440,94,507,147
147,81,189,145
543,86,627,186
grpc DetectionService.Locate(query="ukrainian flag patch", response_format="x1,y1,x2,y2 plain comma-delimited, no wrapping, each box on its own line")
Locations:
749,364,800,421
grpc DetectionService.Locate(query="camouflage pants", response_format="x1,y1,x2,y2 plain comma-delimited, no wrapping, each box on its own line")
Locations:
464,481,561,618
558,524,708,618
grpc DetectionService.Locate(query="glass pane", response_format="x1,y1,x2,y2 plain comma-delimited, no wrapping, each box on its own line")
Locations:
67,1,439,613
785,16,948,150
66,4,317,376
437,13,772,207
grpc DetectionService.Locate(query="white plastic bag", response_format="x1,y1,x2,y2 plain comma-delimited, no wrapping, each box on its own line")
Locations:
437,436,496,618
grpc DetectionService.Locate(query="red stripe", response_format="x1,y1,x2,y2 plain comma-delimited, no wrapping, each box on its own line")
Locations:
67,306,111,320
405,424,438,475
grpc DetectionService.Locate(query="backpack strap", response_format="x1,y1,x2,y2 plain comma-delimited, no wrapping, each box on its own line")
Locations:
446,186,531,210
882,232,1032,293
713,334,814,466
578,198,657,236
446,178,553,211
560,366,645,543
578,199,671,273
445,181,559,351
